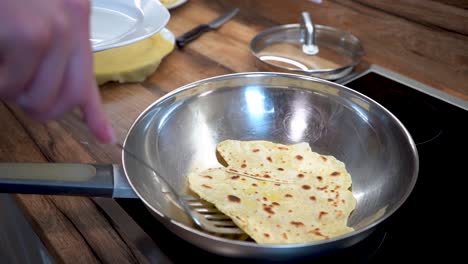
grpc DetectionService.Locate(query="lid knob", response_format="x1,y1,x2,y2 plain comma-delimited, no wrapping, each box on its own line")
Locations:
301,12,319,55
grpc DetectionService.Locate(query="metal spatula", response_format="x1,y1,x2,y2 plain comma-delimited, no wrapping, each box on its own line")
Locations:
178,195,244,234
117,143,244,234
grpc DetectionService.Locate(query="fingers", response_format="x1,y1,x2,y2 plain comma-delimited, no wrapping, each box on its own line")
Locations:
44,52,115,144
0,8,50,100
74,0,115,143
49,0,115,143
5,0,115,144
26,58,78,122
82,83,116,144
17,13,72,115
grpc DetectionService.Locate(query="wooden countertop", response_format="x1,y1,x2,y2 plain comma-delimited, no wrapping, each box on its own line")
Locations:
0,0,467,262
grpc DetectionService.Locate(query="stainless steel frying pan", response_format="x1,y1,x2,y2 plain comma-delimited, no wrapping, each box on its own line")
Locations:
0,72,418,261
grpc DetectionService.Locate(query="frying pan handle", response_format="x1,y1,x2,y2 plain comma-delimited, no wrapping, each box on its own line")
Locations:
0,163,137,198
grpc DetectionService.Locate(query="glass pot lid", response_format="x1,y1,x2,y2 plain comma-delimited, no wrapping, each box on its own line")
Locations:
250,12,363,80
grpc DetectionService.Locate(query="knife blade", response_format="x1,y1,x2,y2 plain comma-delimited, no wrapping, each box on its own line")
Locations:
176,7,239,48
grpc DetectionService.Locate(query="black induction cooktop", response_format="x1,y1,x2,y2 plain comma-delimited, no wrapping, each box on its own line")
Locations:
111,66,468,263
341,66,467,262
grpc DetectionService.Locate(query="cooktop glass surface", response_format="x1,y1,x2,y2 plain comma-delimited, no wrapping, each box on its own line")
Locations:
117,68,467,263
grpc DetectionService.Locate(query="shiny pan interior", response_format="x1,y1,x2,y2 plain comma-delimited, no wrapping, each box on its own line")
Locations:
122,72,418,260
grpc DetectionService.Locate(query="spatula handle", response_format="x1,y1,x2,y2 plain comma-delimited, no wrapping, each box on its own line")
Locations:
0,163,136,198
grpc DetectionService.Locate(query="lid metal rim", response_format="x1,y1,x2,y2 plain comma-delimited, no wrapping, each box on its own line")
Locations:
250,23,364,78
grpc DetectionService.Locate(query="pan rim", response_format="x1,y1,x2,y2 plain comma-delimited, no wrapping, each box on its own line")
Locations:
122,71,419,248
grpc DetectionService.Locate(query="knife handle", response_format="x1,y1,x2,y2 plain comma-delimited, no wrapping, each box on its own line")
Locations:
176,24,211,48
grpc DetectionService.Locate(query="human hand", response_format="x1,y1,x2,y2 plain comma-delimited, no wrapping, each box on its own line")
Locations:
0,0,115,143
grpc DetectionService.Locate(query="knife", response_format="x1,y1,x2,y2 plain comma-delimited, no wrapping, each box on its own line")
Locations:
175,7,239,48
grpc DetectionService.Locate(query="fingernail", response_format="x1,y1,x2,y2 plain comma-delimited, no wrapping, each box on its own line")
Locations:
106,121,117,144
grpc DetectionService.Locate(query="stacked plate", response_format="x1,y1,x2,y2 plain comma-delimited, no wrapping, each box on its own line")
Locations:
91,0,184,52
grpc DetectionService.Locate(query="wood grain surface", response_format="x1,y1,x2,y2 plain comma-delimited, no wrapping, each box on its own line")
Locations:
0,0,467,263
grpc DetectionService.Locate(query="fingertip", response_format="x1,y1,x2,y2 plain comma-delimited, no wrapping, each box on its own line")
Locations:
103,120,117,144
81,91,115,144
86,112,116,144
83,107,116,144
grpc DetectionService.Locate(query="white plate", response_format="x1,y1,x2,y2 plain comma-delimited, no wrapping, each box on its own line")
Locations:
166,0,188,10
160,28,175,44
91,0,170,52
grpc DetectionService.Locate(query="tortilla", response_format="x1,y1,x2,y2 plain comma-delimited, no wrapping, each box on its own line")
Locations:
160,0,179,6
94,32,174,85
217,140,352,189
188,140,356,244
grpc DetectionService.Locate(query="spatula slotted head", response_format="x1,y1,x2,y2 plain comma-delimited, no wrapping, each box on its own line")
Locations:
179,196,244,234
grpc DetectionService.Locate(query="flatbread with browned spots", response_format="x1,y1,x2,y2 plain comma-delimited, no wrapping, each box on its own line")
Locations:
188,140,356,244
217,140,352,189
